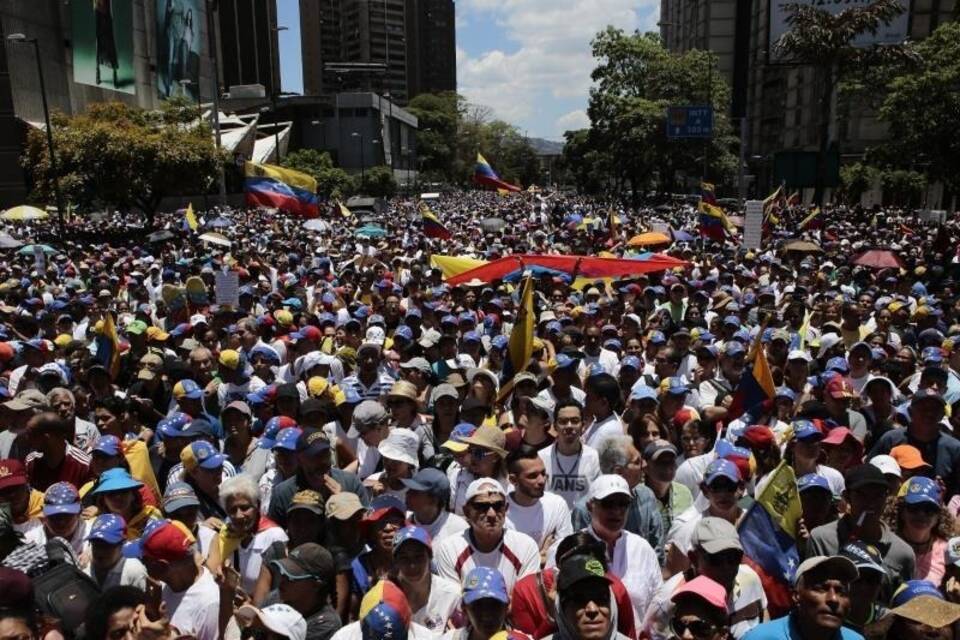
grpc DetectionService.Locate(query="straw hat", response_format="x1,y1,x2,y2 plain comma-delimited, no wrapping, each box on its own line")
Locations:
387,380,419,402
459,424,508,458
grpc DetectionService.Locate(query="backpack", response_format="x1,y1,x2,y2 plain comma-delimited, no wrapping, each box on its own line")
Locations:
31,540,102,632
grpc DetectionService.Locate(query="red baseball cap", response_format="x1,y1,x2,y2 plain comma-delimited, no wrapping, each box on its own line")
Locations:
142,521,196,563
0,459,27,491
671,575,727,613
741,425,776,449
825,377,855,399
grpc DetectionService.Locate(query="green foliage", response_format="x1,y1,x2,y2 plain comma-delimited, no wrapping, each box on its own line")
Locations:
564,29,739,199
406,92,462,177
839,162,878,204
873,21,960,193
773,0,911,203
360,165,398,198
880,169,926,207
22,100,224,222
282,149,357,198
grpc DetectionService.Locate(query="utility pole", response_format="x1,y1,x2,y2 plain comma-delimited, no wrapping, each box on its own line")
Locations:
206,0,226,202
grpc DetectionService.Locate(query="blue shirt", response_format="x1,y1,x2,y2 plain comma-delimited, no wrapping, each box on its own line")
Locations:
743,613,864,640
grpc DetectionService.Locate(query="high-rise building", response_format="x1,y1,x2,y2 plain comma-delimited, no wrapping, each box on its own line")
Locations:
215,0,281,95
299,0,456,105
660,0,955,200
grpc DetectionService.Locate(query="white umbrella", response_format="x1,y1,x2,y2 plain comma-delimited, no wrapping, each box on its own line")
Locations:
303,219,328,232
198,232,232,248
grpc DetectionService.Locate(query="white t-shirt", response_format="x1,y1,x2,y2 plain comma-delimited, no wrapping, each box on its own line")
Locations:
505,491,574,547
414,575,462,634
233,526,289,594
356,439,382,480
330,620,437,640
582,413,625,450
82,556,148,591
537,386,586,407
25,518,90,559
163,567,221,640
434,528,540,592
643,564,768,640
538,443,601,510
674,451,716,501
409,510,469,545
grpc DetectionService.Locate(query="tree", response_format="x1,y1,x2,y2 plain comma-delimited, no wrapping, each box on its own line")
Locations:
22,100,223,224
873,21,960,197
406,92,462,180
774,0,910,204
559,129,610,194
570,29,739,201
360,165,398,198
880,169,926,207
839,162,878,205
282,149,356,199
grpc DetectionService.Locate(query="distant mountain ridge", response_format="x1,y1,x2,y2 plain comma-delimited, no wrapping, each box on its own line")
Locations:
528,137,564,155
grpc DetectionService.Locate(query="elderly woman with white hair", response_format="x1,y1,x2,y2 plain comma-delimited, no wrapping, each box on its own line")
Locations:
206,474,288,596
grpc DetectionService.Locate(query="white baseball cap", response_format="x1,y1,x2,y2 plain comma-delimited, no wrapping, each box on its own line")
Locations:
365,326,386,346
239,604,307,640
787,349,812,363
464,478,506,503
589,474,631,501
869,454,901,479
377,429,420,468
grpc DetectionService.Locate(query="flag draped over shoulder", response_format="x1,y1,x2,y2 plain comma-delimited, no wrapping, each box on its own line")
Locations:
698,182,735,241
501,274,534,382
738,461,802,617
727,330,777,422
420,203,452,239
244,161,320,218
474,153,521,192
95,312,121,380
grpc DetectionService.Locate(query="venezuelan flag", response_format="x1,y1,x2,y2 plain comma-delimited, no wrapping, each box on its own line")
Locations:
420,204,452,239
798,206,822,230
474,153,521,192
763,184,784,216
184,202,198,231
95,312,121,379
698,200,734,241
727,329,777,422
738,461,802,617
701,181,718,206
243,161,319,218
501,274,534,383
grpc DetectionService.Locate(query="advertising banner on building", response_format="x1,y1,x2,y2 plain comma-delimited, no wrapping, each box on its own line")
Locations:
72,0,136,94
768,0,910,61
156,0,202,101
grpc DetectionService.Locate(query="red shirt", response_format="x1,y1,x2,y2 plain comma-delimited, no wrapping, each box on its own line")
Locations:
509,567,637,640
25,444,92,492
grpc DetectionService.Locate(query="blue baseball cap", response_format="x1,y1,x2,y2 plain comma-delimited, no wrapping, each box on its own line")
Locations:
394,325,413,341
775,387,797,401
182,440,226,470
662,376,689,396
121,517,167,559
903,476,942,507
250,345,281,365
87,514,127,544
723,315,740,326
922,346,944,363
555,353,580,369
173,379,203,400
462,331,481,343
401,468,449,498
792,420,824,442
620,355,642,371
723,342,745,357
826,357,850,373
393,525,431,552
43,482,81,516
182,418,217,439
368,314,386,327
405,307,422,319
157,412,192,439
92,435,122,457
274,427,303,451
603,339,622,351
440,314,458,326
647,331,666,345
462,567,509,605
892,580,944,608
491,335,509,350
92,468,144,494
704,459,740,485
797,473,831,494
629,383,658,403
163,482,200,513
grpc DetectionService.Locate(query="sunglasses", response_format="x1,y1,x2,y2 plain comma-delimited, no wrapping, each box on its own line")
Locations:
704,550,743,566
469,446,495,461
471,500,506,514
670,619,718,639
904,503,940,516
565,588,611,609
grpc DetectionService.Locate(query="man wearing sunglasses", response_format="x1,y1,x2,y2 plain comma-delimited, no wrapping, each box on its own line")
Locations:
554,553,631,640
741,555,860,640
434,477,540,591
644,517,767,640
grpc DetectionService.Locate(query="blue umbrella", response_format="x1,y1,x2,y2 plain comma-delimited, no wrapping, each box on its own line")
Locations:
671,228,695,242
355,225,387,239
206,217,233,229
17,244,56,255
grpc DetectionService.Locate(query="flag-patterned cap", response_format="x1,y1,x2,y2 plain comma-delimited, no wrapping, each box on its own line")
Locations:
462,567,509,605
43,482,81,516
359,581,411,640
87,514,126,544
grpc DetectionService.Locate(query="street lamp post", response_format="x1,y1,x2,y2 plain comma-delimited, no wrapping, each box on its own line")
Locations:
8,34,65,231
205,0,227,202
351,132,366,183
268,25,288,165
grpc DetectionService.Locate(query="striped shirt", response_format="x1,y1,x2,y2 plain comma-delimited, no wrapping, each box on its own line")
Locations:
25,444,92,492
340,370,397,401
434,528,540,592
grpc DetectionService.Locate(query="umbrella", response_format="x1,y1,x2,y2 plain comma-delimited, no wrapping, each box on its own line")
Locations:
303,219,328,232
206,217,233,229
17,244,56,255
670,228,695,243
783,239,823,253
445,253,687,286
198,232,232,248
147,229,175,243
627,232,671,247
0,233,23,249
852,249,902,269
1,206,48,221
480,218,507,233
355,225,387,239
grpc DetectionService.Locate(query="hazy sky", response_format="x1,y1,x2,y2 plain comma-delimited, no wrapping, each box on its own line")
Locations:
275,0,660,140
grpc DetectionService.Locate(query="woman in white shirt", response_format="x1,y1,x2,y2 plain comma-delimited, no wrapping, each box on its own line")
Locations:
205,474,288,595
390,525,462,634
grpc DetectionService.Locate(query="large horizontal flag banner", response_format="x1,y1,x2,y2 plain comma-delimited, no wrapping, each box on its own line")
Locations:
244,161,319,218
474,153,521,192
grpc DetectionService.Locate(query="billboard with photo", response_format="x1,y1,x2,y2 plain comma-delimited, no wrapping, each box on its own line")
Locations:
156,0,202,101
72,0,136,94
768,0,910,61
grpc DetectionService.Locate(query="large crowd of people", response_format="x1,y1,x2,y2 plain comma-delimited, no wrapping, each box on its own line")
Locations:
0,190,959,640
